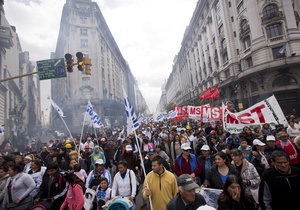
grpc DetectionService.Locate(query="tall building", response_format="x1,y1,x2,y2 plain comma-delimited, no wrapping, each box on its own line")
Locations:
51,0,148,131
0,0,40,143
165,0,300,116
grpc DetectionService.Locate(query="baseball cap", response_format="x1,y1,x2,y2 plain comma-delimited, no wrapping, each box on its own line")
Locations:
95,159,105,165
125,144,133,151
266,135,276,141
181,143,191,150
253,139,266,146
177,174,199,191
201,145,210,151
147,148,156,155
197,205,217,210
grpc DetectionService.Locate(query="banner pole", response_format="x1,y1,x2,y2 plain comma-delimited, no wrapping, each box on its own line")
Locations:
133,130,153,210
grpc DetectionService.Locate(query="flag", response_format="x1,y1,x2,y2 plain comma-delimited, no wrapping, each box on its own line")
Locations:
123,88,140,136
86,101,103,128
199,87,212,100
0,125,4,138
49,98,65,117
278,43,286,54
209,85,220,101
154,113,164,122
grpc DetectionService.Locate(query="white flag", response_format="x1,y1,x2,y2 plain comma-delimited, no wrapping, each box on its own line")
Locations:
123,88,140,136
86,101,103,128
49,98,65,117
278,43,286,54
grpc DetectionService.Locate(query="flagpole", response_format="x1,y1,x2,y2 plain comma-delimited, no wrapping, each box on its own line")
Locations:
59,114,74,141
79,112,87,159
133,130,153,210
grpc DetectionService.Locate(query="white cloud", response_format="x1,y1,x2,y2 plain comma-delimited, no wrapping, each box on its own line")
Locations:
4,0,197,114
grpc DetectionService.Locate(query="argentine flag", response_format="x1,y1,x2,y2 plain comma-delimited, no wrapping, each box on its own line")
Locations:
123,88,140,136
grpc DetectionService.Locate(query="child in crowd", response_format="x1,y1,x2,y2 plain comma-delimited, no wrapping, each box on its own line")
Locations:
74,163,88,183
95,177,112,210
238,138,253,162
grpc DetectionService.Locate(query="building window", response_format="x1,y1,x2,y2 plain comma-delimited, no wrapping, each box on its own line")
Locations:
237,0,244,14
221,39,227,51
263,4,278,19
81,39,88,48
82,77,90,86
272,75,297,87
82,88,91,100
223,52,229,63
272,46,286,59
246,57,253,67
243,36,251,49
266,23,283,38
80,17,87,24
240,19,248,32
225,69,230,78
250,81,258,92
80,28,88,36
218,24,224,35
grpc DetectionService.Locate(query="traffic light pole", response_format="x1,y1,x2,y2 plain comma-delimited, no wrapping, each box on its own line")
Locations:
0,71,38,83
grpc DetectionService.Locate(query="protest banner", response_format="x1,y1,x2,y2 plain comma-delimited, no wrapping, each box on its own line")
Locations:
222,95,288,133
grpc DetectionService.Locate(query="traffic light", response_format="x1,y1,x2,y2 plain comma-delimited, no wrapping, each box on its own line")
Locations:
76,52,84,71
64,53,74,73
84,57,92,75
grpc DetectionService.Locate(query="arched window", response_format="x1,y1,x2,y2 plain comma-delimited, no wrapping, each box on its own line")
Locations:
240,19,248,33
272,75,297,87
250,81,258,92
263,4,279,19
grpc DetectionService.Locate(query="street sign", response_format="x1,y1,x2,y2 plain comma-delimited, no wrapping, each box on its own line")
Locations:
37,58,66,80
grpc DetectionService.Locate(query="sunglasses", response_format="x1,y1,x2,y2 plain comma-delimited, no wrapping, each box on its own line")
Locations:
183,149,190,152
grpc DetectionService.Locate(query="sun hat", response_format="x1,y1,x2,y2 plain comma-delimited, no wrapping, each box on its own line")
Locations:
181,143,191,150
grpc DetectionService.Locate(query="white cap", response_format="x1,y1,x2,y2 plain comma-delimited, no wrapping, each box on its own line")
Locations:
95,159,105,165
197,205,217,210
266,135,276,141
125,144,133,151
181,143,191,150
201,145,210,151
253,139,266,146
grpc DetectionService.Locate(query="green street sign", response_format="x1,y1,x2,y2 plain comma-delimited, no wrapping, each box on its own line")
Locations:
37,58,66,80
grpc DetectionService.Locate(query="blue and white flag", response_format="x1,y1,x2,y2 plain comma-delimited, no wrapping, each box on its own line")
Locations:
166,110,177,119
154,113,164,122
0,125,4,138
49,98,65,117
86,101,103,128
123,88,140,136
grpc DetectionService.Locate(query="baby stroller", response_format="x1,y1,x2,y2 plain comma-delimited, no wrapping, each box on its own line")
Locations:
30,198,52,210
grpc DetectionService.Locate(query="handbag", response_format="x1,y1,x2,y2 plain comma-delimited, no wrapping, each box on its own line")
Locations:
6,195,33,210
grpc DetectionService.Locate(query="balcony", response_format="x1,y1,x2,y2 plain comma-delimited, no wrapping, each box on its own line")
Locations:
0,26,13,49
239,25,250,40
261,11,284,24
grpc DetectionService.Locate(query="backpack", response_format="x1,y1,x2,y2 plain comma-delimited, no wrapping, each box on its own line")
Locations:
128,170,140,200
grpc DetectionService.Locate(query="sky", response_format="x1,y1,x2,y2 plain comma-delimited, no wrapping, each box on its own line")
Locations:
3,0,197,116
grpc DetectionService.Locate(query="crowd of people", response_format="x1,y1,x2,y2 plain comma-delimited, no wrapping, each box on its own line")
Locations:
0,115,300,210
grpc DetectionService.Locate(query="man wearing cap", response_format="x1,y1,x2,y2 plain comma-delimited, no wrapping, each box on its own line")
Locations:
198,145,214,184
143,156,178,210
265,135,285,156
166,174,206,210
118,144,139,173
252,139,272,176
174,143,203,184
86,159,111,190
144,148,170,174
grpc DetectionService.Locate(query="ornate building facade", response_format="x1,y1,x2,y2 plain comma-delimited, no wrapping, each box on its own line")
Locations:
165,0,300,116
51,0,148,131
